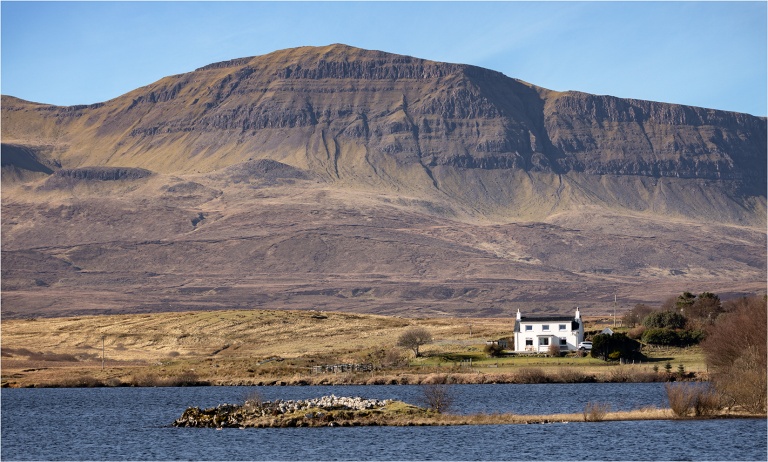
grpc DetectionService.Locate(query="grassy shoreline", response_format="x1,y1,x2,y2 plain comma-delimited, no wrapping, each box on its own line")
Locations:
2,370,703,388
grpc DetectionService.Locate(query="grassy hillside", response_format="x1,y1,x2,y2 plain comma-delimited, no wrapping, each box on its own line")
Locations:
1,309,706,387
3,167,764,319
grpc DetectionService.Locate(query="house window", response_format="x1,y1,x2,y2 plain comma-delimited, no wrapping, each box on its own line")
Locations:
539,337,549,346
525,325,533,331
542,325,550,331
525,339,533,346
559,324,567,331
559,337,567,346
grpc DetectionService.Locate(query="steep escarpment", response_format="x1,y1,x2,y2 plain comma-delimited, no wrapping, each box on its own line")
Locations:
2,44,764,226
544,92,766,190
1,44,765,318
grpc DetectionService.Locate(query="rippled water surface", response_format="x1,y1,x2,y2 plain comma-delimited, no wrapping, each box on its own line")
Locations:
2,384,765,460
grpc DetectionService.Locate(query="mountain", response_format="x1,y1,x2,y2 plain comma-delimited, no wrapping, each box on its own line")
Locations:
2,44,765,318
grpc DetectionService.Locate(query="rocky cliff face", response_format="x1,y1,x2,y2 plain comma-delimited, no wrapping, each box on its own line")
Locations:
3,44,764,186
4,45,765,225
1,45,765,318
544,93,766,187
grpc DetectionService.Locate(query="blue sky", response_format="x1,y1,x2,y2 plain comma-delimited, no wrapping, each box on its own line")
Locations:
2,1,766,116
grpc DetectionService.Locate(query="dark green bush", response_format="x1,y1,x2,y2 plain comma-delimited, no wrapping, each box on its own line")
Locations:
642,327,704,346
591,333,642,361
677,329,705,346
643,310,687,329
483,343,504,358
642,328,679,345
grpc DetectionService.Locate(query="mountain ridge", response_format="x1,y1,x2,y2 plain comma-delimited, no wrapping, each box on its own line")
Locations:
1,44,765,318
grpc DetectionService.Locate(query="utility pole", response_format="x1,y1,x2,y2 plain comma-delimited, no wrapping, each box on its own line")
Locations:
613,294,617,327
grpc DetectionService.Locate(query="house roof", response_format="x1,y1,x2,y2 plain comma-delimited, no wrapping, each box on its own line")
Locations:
514,317,580,333
520,316,575,323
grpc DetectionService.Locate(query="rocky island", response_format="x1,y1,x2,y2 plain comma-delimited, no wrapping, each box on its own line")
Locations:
171,394,685,428
173,395,422,428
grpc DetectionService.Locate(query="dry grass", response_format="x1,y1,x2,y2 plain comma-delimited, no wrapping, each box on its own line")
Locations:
1,309,510,387
345,407,677,426
1,310,708,388
174,398,692,428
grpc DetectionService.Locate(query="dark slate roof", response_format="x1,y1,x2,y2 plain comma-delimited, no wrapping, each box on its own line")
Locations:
520,316,575,322
514,317,580,333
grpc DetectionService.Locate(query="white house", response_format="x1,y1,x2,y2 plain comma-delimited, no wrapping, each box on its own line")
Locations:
513,308,584,353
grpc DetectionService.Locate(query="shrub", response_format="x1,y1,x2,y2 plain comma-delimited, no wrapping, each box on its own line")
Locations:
591,333,642,361
129,372,206,387
642,327,705,347
60,375,104,388
608,366,661,383
131,374,161,387
421,373,454,385
666,383,721,417
642,328,679,346
366,348,408,368
244,388,265,410
557,368,595,383
643,310,687,329
547,342,561,357
677,329,705,346
172,371,203,386
420,381,455,413
514,367,549,384
484,343,504,358
583,402,610,422
627,325,646,339
693,386,721,416
666,382,695,416
105,377,124,387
